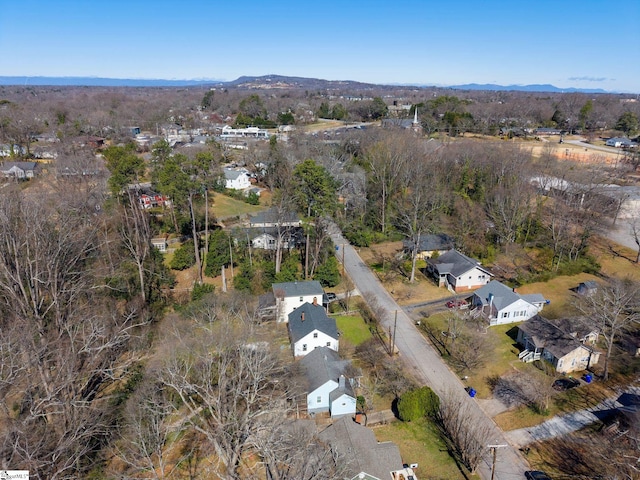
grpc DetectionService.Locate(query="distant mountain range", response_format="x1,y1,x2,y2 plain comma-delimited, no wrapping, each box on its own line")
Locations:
0,75,613,94
447,83,608,94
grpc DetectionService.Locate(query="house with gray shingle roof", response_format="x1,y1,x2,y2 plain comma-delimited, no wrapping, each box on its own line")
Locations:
469,280,547,326
299,347,355,417
516,315,600,373
0,161,39,179
426,249,492,291
318,416,408,480
272,280,326,322
288,302,338,357
402,233,454,259
249,208,301,228
606,137,638,148
223,167,251,190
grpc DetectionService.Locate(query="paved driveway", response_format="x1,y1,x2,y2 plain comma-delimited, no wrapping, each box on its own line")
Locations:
327,223,529,480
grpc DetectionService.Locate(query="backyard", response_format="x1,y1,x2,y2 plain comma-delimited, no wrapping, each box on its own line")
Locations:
374,418,472,480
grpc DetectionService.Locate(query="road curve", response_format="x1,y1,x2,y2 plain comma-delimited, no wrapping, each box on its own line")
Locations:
327,222,529,480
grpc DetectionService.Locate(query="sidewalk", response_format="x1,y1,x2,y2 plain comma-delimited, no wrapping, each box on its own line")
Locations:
504,389,640,447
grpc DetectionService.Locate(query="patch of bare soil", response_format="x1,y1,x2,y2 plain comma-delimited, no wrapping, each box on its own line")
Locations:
358,241,451,305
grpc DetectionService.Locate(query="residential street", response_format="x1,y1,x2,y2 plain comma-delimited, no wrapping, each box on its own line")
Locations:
327,222,530,480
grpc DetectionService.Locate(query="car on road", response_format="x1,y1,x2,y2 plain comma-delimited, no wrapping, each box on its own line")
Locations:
325,292,338,302
445,299,468,309
525,471,552,480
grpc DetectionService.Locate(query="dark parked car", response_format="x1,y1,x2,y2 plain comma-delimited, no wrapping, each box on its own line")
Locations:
525,470,552,480
552,378,580,391
325,292,337,302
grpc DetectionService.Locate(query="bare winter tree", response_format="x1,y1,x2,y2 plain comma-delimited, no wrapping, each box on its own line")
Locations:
484,146,534,245
630,214,640,264
112,381,190,480
396,150,447,282
573,278,640,380
120,191,153,302
250,420,353,480
363,132,410,234
0,189,149,478
157,322,291,480
436,389,494,474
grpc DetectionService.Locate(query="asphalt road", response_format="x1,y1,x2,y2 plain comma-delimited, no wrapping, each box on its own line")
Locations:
327,222,530,480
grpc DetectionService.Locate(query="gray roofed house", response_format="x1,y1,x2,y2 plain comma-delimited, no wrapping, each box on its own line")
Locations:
223,167,251,190
606,137,638,148
288,302,339,357
516,315,601,373
318,416,408,480
469,280,547,326
402,233,454,259
238,226,304,251
249,208,302,228
272,280,326,322
300,347,356,417
0,161,39,179
426,249,492,291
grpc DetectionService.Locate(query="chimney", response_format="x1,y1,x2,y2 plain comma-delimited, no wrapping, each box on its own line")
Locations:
339,375,345,389
312,296,318,306
301,312,305,322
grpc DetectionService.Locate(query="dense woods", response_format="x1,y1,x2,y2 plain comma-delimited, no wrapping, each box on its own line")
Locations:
0,79,639,478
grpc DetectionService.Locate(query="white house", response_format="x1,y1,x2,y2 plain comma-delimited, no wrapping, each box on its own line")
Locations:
299,347,356,417
288,302,339,357
606,137,638,148
469,280,547,326
220,125,270,139
426,249,493,291
272,280,326,323
0,161,39,179
251,229,301,251
223,168,251,190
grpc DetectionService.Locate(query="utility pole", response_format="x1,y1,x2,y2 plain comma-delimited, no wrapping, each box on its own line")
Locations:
392,310,398,355
488,444,508,480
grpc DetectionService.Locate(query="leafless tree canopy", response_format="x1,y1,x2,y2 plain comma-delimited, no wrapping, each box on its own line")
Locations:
0,188,150,478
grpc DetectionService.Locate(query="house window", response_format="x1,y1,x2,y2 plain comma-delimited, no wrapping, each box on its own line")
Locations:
316,396,322,403
299,296,303,302
326,342,331,347
302,344,307,351
502,312,509,318
313,333,318,338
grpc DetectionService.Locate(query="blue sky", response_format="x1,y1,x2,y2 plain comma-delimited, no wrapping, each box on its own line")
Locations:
1,0,639,92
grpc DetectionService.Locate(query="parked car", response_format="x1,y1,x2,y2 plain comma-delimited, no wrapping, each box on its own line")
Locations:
525,471,552,480
326,292,337,302
446,299,468,309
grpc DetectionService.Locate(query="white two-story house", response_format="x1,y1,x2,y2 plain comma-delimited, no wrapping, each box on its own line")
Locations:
272,280,326,323
288,302,339,357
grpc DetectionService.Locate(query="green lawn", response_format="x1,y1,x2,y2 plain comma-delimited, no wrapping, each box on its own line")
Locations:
210,192,266,220
335,313,371,346
374,418,473,480
422,313,534,398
